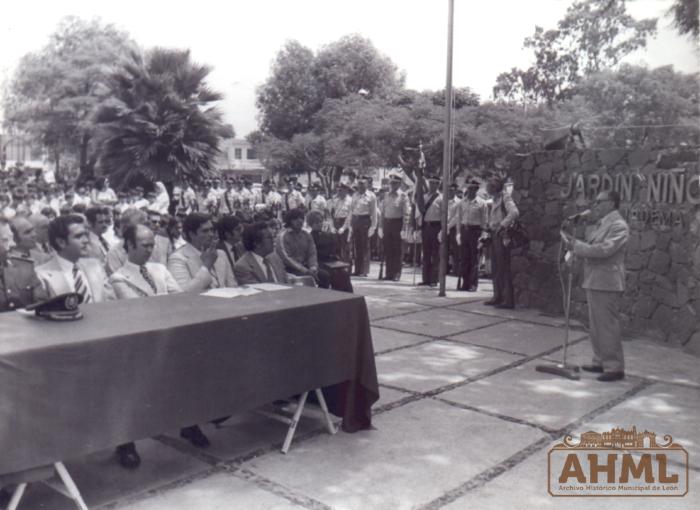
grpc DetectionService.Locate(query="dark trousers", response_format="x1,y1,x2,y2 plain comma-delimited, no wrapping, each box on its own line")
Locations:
383,218,403,280
491,234,514,305
448,226,460,275
459,225,481,289
351,215,371,276
421,221,440,284
334,217,350,262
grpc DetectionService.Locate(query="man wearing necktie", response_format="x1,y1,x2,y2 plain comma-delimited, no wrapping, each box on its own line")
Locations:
561,190,629,382
167,212,237,292
85,206,112,265
36,214,113,302
233,222,288,285
105,223,184,468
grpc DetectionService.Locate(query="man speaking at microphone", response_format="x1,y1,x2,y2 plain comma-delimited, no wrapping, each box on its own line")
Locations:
561,190,629,382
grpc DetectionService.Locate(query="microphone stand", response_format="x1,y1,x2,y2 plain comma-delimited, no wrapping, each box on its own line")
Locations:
535,217,581,381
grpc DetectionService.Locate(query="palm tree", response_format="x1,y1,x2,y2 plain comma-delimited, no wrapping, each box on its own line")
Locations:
95,48,233,200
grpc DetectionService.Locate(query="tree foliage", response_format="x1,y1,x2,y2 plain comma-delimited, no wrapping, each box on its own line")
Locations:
2,17,137,180
668,0,699,38
94,48,233,189
494,0,657,105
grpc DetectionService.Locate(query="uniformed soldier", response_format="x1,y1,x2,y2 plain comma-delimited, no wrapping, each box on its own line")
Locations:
415,176,442,286
0,220,47,312
447,179,486,291
378,175,410,281
8,216,51,265
344,178,377,277
330,184,352,262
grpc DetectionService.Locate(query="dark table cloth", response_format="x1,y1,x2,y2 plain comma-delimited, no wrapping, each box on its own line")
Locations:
0,287,378,475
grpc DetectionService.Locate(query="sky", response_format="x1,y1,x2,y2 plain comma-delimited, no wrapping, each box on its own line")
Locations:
1,0,698,136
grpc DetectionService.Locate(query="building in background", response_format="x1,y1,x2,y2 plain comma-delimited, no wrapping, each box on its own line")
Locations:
215,138,268,183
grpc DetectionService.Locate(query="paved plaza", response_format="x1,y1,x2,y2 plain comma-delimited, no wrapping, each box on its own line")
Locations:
16,264,700,510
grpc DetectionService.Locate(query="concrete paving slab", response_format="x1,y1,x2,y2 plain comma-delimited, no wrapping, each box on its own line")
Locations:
119,471,306,510
579,383,700,463
383,291,487,308
15,438,209,510
376,385,413,408
376,340,523,393
439,359,638,431
448,300,584,329
243,398,547,510
441,443,700,510
448,320,588,357
363,296,431,321
373,308,506,338
549,339,700,388
371,326,429,353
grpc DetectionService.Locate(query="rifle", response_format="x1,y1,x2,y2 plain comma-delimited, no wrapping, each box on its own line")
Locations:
378,236,384,280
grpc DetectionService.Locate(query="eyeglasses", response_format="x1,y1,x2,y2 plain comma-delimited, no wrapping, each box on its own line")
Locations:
593,198,611,205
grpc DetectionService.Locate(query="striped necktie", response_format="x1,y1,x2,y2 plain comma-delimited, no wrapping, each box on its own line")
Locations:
72,264,92,303
140,265,157,294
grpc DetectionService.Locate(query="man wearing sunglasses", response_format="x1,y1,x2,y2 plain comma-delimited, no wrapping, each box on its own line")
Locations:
561,190,629,382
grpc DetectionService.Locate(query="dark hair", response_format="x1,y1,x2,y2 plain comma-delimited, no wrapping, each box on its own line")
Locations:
48,214,85,251
41,207,56,218
606,190,621,209
94,177,106,190
306,210,324,226
182,212,211,242
284,208,305,227
72,203,87,214
216,215,241,240
85,206,109,226
242,221,270,251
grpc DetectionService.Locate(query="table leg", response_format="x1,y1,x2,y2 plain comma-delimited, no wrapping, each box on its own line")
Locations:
53,462,88,510
281,391,308,454
314,388,337,435
7,483,27,510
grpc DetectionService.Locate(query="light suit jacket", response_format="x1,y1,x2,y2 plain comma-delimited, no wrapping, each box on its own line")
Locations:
573,210,629,292
36,255,114,302
167,242,237,292
106,261,182,299
233,251,288,285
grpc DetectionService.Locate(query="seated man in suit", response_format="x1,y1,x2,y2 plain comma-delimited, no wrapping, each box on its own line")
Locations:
216,215,244,274
167,212,237,292
36,214,113,302
105,208,150,275
84,206,111,264
233,222,288,285
105,224,189,468
276,209,330,289
8,216,51,266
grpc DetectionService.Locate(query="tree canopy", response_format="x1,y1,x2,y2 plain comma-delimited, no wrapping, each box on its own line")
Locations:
94,48,233,189
2,17,137,181
493,0,657,105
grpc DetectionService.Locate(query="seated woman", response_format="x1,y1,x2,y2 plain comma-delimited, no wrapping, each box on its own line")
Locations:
306,210,353,293
276,209,330,289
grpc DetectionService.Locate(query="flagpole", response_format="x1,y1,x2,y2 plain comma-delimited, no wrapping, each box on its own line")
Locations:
439,0,455,297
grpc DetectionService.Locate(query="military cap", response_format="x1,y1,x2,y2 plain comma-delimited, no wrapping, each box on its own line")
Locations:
25,292,83,321
390,174,402,183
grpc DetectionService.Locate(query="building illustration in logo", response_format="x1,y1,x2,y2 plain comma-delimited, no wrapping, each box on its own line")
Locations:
563,426,674,449
548,426,688,497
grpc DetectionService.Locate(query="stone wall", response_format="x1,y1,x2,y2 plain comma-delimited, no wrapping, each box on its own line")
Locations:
508,147,700,354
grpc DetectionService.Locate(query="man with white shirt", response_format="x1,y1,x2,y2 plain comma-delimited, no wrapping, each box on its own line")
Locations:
447,180,486,291
344,179,377,277
84,206,112,265
167,212,237,292
36,214,113,302
105,223,183,468
234,222,288,285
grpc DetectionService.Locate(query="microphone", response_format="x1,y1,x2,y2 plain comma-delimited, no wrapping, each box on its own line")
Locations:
565,209,591,222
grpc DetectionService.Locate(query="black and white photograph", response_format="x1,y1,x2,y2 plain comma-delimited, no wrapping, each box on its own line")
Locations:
0,1,698,508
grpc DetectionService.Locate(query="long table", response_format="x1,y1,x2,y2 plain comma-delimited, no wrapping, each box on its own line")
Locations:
0,286,379,476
